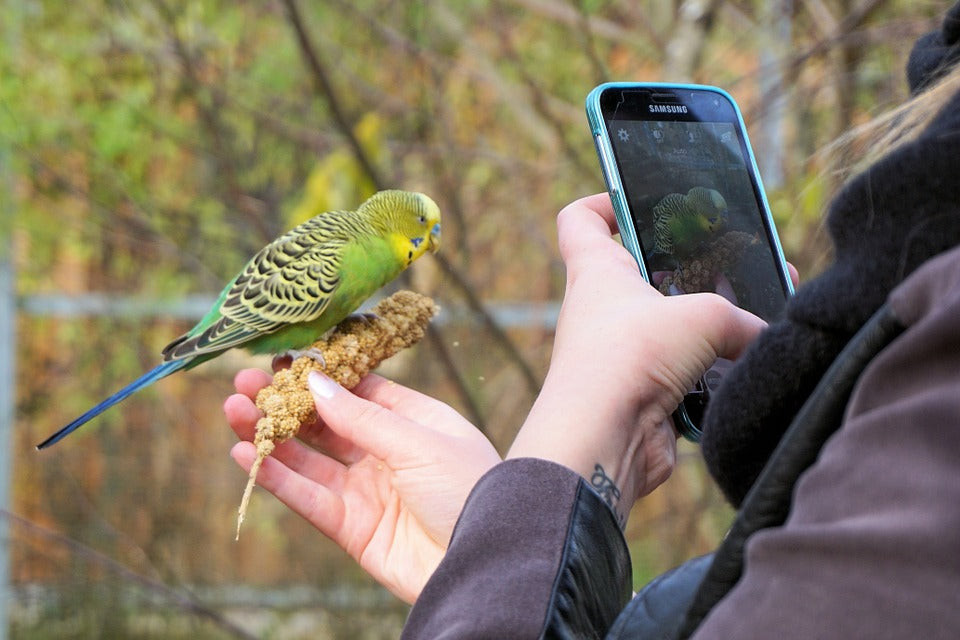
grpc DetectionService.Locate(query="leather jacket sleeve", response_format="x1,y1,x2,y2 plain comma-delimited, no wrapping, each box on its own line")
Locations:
402,457,632,639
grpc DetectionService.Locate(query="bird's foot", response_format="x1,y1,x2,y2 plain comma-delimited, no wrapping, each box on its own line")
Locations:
347,311,379,325
285,348,327,368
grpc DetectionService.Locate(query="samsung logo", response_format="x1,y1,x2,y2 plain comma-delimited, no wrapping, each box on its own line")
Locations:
648,104,688,114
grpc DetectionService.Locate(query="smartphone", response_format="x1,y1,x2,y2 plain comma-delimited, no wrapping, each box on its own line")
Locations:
586,82,794,441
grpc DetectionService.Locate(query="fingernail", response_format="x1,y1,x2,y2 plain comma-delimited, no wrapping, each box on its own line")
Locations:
308,371,339,400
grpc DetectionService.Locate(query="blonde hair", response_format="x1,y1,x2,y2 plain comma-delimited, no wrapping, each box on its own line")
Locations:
826,64,960,180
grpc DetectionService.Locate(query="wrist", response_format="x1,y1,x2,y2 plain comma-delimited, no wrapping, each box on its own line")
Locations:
506,373,674,526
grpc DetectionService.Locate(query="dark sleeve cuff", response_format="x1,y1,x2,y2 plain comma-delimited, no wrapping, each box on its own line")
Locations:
402,458,632,639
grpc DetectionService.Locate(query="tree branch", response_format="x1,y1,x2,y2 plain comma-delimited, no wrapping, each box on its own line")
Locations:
492,1,597,179
281,0,387,190
153,0,275,244
282,0,542,404
435,251,541,394
663,0,726,81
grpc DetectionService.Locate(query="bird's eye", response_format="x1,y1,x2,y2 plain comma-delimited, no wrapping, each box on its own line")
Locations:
418,215,426,224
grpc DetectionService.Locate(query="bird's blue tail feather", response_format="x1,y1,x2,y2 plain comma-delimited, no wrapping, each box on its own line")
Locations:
36,359,189,450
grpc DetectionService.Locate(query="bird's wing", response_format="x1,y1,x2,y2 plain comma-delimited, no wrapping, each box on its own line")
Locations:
163,219,350,360
652,193,687,253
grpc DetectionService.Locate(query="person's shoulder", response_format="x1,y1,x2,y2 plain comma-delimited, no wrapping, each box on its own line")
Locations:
888,244,960,327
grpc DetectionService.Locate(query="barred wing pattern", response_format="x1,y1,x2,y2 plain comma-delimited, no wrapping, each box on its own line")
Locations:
652,192,687,254
162,211,371,360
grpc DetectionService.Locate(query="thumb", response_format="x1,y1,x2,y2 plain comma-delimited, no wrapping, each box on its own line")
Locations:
686,293,768,361
307,371,418,463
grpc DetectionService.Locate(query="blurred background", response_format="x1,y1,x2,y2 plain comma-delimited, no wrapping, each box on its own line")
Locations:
0,0,945,637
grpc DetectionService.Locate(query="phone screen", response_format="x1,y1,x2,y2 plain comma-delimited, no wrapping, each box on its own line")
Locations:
598,87,790,322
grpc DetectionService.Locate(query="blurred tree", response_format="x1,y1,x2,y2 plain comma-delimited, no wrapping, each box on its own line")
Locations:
286,112,383,226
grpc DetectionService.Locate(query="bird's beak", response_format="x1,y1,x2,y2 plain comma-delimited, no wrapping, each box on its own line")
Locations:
428,222,441,253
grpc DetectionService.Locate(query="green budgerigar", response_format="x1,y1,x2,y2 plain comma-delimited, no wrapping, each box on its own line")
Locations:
37,189,441,449
652,187,728,256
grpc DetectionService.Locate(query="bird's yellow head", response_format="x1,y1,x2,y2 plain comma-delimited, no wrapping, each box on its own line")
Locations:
361,190,442,267
689,187,729,232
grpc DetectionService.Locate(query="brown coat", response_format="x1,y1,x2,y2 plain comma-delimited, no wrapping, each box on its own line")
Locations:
694,244,960,638
403,245,960,639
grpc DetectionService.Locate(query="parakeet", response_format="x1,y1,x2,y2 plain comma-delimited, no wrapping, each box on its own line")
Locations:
37,189,441,450
652,187,728,256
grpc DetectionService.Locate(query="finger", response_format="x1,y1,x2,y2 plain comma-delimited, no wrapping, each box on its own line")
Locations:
683,293,767,361
556,195,619,255
224,393,262,441
233,368,273,399
228,368,371,466
786,261,800,288
296,374,479,464
225,382,363,472
226,400,351,487
557,197,638,271
351,374,477,438
307,371,430,465
350,374,413,413
231,441,346,539
295,416,369,466
566,192,618,233
263,438,350,489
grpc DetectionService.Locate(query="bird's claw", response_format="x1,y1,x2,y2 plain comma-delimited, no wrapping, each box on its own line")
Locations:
285,348,327,368
347,311,379,325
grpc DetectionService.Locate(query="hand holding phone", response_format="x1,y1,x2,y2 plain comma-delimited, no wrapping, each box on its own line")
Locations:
586,83,794,440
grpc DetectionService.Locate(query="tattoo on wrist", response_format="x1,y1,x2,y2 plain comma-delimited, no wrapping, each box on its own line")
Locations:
590,464,626,528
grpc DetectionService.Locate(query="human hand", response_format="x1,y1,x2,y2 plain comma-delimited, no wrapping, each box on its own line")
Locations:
225,368,501,604
508,194,769,525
